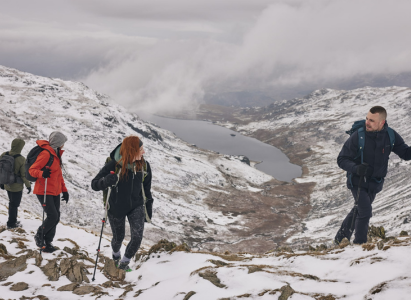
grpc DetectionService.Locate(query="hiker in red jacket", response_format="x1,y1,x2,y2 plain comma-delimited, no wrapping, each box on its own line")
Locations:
29,131,68,253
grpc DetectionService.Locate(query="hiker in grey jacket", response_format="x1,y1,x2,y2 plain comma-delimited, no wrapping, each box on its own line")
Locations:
0,138,31,229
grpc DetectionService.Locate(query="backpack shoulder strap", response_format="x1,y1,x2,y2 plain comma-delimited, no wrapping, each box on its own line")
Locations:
357,127,365,164
43,149,54,168
12,154,22,158
387,127,395,150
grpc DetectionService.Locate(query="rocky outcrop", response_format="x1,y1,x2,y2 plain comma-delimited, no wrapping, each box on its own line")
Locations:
0,254,28,280
60,258,90,283
103,259,126,281
10,282,29,291
41,259,60,281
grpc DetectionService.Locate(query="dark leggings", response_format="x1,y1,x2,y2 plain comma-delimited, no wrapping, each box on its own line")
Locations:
108,206,145,259
7,190,23,227
36,194,61,243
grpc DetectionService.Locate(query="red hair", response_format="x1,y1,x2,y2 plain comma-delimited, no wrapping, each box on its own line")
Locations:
117,136,144,180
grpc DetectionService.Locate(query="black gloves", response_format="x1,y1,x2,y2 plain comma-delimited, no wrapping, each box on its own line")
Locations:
104,173,118,187
62,191,69,203
42,168,51,178
356,164,373,177
0,184,4,190
27,186,31,194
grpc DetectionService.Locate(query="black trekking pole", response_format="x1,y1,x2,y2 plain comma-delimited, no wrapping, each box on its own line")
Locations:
92,171,115,282
40,167,50,255
349,163,368,234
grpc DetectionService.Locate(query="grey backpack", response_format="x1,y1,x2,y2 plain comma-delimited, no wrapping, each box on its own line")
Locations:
0,152,21,185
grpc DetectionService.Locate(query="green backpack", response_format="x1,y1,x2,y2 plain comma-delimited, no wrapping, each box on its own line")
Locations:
102,157,151,222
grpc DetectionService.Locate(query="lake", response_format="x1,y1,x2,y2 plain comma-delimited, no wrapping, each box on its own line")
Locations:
142,114,302,182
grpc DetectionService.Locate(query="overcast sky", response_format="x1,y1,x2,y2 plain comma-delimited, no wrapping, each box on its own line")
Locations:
1,0,411,112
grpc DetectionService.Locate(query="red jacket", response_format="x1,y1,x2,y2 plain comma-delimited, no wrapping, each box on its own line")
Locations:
29,140,68,196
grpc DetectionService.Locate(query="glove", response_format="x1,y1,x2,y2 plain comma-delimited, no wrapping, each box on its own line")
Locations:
27,186,31,194
356,164,373,177
104,173,118,187
62,191,69,203
0,184,4,190
42,168,51,178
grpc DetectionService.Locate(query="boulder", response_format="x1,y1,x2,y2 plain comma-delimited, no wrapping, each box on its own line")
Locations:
57,283,80,291
0,254,28,280
103,259,126,281
73,285,96,295
60,258,90,283
0,243,7,255
10,282,29,291
399,230,408,237
41,259,60,281
278,284,295,300
377,240,384,250
368,225,386,239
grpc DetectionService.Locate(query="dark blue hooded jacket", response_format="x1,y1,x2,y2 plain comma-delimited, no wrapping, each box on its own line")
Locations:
337,123,411,193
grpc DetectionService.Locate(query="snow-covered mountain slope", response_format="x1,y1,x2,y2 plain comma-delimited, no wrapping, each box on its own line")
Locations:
1,202,411,300
223,87,411,246
0,65,308,253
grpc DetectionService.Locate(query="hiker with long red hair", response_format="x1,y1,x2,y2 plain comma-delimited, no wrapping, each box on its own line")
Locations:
91,136,153,272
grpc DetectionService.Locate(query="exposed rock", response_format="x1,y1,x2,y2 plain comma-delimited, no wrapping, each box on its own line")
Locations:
368,225,386,239
183,291,196,300
0,243,7,255
60,258,90,283
33,251,43,267
362,243,376,251
276,246,294,253
119,284,135,298
0,254,28,280
73,285,96,295
101,280,114,288
316,244,328,251
278,284,295,300
41,259,60,281
10,282,29,291
103,259,126,281
207,260,229,267
399,230,408,236
339,238,350,248
198,270,226,288
57,283,79,291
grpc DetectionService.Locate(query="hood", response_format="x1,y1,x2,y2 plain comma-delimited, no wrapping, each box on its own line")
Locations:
110,143,137,170
36,140,64,157
9,138,25,156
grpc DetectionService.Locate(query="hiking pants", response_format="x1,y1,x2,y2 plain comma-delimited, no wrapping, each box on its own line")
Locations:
339,188,376,244
36,194,61,243
7,190,23,227
108,206,145,259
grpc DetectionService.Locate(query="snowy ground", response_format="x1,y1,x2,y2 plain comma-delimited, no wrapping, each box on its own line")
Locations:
1,201,411,300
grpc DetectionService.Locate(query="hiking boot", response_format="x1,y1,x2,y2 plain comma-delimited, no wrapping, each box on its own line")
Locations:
43,242,56,253
7,221,22,230
118,261,132,272
34,232,45,248
113,255,121,267
334,228,346,245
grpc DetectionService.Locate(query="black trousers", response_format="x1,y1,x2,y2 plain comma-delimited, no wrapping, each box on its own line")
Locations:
7,190,23,227
108,206,145,259
36,194,61,243
337,188,376,244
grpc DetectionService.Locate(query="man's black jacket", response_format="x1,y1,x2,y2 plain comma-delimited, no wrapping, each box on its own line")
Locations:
337,123,411,192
